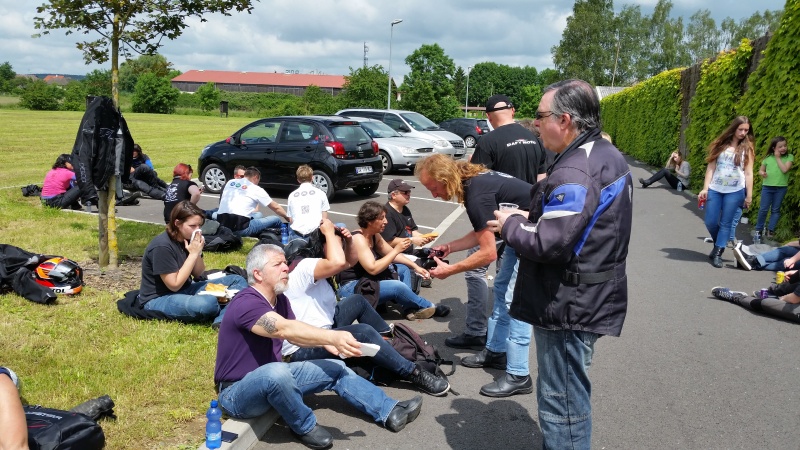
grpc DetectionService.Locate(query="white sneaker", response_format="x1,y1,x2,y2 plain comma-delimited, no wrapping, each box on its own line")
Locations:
732,245,751,271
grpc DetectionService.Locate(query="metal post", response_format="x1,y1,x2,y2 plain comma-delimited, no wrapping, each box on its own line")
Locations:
387,19,403,109
465,66,472,118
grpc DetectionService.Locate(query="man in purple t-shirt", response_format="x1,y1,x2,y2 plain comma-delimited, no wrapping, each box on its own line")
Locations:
214,243,424,449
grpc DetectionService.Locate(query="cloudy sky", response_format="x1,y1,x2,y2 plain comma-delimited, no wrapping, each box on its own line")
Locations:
0,0,785,81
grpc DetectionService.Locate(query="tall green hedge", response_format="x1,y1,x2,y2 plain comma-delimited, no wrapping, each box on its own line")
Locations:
601,69,682,168
601,0,800,237
737,0,800,239
685,40,753,191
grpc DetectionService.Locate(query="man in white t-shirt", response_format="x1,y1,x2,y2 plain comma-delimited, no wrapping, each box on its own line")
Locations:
287,165,330,241
217,167,291,237
281,219,450,397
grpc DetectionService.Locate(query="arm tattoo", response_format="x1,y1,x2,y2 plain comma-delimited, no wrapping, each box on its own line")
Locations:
256,315,278,334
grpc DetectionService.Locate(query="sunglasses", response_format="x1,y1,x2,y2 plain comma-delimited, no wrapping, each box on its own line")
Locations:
534,110,557,120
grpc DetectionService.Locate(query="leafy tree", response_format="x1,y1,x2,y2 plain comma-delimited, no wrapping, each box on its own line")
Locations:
131,72,179,114
453,66,467,109
34,0,258,268
552,0,616,85
338,65,388,109
647,0,690,75
300,85,336,115
538,68,563,87
517,84,544,118
400,44,459,122
0,62,15,83
196,81,220,112
119,54,174,93
61,80,88,111
19,79,63,110
686,10,720,64
613,4,650,85
82,69,112,97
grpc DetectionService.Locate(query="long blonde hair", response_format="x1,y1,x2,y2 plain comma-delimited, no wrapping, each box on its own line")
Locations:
706,116,754,168
415,154,487,204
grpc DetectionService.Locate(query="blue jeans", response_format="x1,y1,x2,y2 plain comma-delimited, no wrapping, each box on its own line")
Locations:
755,186,788,232
464,246,490,336
332,295,391,333
704,189,745,248
755,245,800,271
396,264,413,290
338,279,433,312
486,245,531,376
534,327,599,450
217,359,397,435
235,215,283,237
142,274,248,325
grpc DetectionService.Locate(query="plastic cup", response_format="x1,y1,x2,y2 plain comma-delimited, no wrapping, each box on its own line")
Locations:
499,203,519,211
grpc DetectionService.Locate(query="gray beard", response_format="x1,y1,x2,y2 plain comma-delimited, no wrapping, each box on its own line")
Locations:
274,281,288,295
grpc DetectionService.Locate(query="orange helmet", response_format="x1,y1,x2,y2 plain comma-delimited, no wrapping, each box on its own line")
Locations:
34,257,83,295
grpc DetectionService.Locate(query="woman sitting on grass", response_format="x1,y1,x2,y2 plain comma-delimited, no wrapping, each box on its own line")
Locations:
140,200,247,326
41,154,82,210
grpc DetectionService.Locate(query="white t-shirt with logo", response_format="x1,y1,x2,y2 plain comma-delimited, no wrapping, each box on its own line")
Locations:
217,178,273,216
287,183,330,235
710,147,746,194
281,258,336,356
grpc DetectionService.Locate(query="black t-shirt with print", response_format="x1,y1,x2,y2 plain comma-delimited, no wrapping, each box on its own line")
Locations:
470,122,549,184
463,171,533,232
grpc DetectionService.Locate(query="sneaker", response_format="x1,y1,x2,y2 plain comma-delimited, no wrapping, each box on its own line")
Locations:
638,177,649,188
405,306,435,321
732,245,751,270
703,237,714,243
711,286,747,302
433,304,451,317
407,364,450,396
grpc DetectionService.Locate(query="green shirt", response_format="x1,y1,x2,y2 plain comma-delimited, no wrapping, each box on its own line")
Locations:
762,154,793,187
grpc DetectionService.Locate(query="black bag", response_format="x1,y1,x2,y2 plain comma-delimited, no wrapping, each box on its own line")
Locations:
390,323,455,377
200,220,242,252
24,405,106,450
22,184,42,197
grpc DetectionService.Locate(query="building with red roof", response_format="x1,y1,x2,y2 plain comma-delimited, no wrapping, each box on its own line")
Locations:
171,70,346,96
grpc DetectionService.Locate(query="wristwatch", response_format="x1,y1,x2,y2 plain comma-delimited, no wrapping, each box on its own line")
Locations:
0,367,19,388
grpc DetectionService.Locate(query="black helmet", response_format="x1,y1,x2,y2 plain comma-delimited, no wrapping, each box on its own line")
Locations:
34,257,84,295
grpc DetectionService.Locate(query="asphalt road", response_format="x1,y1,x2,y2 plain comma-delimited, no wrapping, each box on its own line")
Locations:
118,157,800,450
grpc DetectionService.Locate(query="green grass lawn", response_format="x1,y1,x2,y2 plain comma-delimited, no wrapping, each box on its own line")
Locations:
0,110,257,449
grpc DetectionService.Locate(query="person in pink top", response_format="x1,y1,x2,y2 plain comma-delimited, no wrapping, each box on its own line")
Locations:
41,154,82,210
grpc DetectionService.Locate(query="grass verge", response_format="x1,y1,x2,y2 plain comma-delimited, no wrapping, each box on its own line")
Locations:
0,110,258,449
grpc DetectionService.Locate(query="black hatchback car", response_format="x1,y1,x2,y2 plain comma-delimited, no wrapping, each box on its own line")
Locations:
198,116,383,199
438,118,490,148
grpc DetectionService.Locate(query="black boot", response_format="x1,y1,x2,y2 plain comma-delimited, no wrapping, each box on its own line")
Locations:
461,348,507,370
710,246,724,268
638,177,650,188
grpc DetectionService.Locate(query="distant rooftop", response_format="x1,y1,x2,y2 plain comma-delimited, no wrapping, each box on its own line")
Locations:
595,86,628,100
171,70,346,89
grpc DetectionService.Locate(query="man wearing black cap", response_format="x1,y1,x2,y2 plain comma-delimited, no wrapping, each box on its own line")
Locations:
381,179,435,290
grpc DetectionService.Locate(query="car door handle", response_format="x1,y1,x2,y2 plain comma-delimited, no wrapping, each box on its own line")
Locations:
303,146,314,151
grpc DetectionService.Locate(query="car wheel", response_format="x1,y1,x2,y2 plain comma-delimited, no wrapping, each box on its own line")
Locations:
379,151,394,174
312,170,335,200
201,163,227,194
353,183,379,196
464,135,477,148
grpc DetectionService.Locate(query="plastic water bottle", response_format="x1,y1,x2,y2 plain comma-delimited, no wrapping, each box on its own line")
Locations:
281,223,289,245
676,182,683,192
753,231,761,245
205,400,222,449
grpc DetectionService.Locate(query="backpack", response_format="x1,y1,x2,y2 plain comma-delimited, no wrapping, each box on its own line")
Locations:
22,184,42,197
390,323,456,378
24,405,106,450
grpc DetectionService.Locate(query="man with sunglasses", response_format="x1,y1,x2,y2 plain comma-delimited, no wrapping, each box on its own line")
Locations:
490,79,632,449
381,179,436,291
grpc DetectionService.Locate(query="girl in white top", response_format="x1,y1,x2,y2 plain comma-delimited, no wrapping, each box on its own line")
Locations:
698,116,755,268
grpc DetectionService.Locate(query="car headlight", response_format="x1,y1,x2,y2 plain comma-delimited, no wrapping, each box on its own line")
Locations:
397,146,416,155
433,140,450,148
200,145,211,159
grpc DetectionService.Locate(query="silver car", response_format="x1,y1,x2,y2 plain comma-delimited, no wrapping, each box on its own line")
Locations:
353,118,434,173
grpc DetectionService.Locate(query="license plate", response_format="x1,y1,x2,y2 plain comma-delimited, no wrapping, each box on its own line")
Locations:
356,166,373,174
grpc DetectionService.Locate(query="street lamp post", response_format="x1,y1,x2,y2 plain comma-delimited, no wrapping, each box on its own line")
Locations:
387,19,403,109
465,66,473,118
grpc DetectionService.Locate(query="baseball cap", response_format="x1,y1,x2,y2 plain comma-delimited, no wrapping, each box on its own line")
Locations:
485,94,514,112
388,179,415,193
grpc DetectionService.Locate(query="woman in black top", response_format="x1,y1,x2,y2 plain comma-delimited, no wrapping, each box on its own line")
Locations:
163,163,202,223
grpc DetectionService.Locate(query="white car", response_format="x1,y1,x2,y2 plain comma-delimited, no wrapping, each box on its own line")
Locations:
351,117,435,174
337,108,466,160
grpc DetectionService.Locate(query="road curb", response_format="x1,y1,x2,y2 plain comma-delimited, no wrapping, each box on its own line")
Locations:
198,410,280,450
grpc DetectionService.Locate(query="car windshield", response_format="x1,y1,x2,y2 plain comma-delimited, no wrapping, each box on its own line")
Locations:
477,119,488,128
330,124,371,143
360,121,401,138
401,112,440,131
